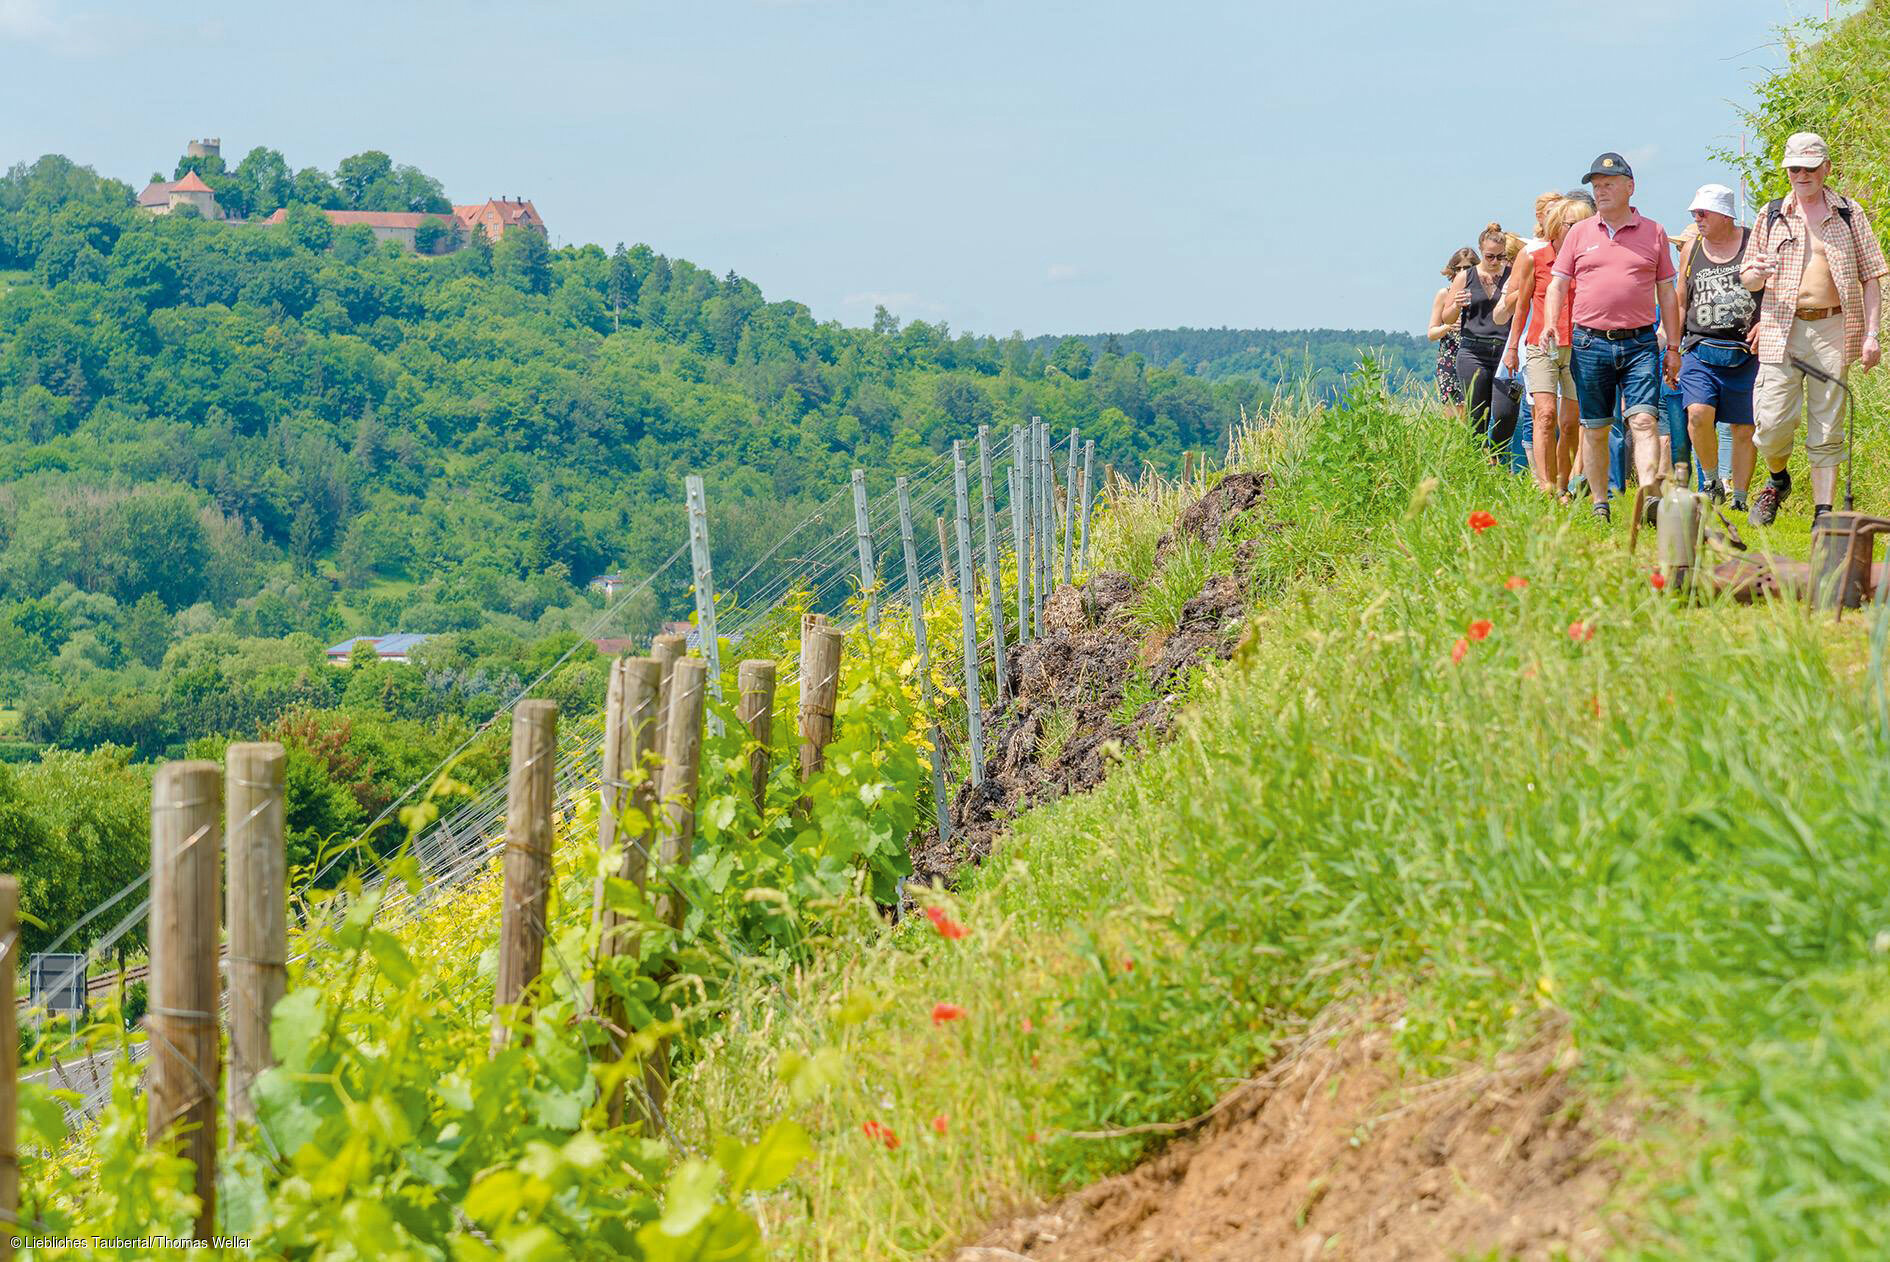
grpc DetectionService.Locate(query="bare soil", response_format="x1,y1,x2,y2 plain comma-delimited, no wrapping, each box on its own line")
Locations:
910,472,1270,888
961,1010,1631,1262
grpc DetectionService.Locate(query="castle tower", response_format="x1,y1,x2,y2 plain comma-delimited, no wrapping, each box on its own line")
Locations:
186,137,221,160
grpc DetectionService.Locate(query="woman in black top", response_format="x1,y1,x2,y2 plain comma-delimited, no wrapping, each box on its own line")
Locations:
1675,187,1762,508
1448,223,1515,450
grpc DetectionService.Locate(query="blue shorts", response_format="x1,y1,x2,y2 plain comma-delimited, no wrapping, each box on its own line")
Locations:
1677,347,1758,426
1571,327,1661,430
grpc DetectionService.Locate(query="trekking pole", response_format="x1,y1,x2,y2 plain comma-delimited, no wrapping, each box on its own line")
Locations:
1791,355,1856,511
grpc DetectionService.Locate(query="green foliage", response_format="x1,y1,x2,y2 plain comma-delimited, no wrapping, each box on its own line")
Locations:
0,747,147,951
1721,7,1890,217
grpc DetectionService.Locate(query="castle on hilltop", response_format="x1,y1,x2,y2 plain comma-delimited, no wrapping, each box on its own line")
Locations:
136,137,546,254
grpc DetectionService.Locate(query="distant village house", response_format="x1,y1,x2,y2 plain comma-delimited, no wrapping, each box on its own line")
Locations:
326,633,431,665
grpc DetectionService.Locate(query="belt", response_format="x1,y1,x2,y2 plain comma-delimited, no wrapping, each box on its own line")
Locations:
1796,306,1842,322
1576,323,1655,341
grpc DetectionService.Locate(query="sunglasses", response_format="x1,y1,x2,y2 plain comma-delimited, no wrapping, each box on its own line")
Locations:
1481,251,1505,262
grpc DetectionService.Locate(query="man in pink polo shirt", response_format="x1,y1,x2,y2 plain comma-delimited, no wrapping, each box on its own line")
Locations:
1544,152,1683,524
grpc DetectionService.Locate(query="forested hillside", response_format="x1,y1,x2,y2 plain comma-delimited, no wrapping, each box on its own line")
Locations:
0,142,1406,932
1024,326,1430,391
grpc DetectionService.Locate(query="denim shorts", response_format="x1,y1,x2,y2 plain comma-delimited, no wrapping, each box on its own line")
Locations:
1570,327,1660,430
1677,348,1758,426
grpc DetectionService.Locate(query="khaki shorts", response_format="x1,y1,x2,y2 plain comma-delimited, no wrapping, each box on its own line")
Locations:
1754,315,1847,469
1523,341,1576,399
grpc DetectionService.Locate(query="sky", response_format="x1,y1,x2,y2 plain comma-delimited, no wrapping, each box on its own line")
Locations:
0,0,1833,337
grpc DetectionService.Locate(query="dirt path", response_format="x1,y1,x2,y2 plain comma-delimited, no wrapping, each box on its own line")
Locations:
960,1009,1632,1262
911,472,1270,888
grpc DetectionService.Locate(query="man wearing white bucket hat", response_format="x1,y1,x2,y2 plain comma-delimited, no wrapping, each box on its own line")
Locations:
1744,132,1887,527
1675,183,1761,509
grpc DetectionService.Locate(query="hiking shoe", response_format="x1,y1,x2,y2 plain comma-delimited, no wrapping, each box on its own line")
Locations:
1592,499,1612,524
1813,505,1831,531
1643,496,1660,527
1708,479,1727,505
1731,492,1748,513
1750,481,1785,526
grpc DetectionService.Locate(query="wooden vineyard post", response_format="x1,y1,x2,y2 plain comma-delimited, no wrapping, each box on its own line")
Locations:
977,425,1010,700
934,516,956,590
1183,449,1197,484
798,623,845,787
1079,438,1097,575
148,759,222,1242
953,442,985,786
651,632,685,759
1039,420,1056,605
1008,464,1028,648
492,700,558,1055
897,477,953,842
645,657,706,1124
225,741,286,1133
684,476,723,718
654,658,707,930
1062,427,1080,586
1011,427,1032,645
1104,461,1116,495
1044,423,1059,599
0,876,16,1261
851,469,878,631
1031,419,1047,627
737,660,776,815
591,657,660,1128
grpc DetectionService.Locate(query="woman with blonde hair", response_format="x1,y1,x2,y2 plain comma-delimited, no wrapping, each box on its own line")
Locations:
1446,223,1515,449
1428,246,1477,418
1499,195,1595,497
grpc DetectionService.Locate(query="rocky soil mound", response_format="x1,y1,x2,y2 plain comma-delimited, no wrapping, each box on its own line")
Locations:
910,472,1268,887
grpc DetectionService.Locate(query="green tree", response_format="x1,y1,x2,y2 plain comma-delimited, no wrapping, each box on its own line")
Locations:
281,201,333,252
494,228,551,294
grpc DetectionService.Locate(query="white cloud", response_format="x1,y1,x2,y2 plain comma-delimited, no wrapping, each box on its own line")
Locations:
1045,262,1083,283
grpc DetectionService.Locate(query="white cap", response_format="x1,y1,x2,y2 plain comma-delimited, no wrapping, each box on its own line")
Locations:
1688,184,1737,219
1783,132,1829,168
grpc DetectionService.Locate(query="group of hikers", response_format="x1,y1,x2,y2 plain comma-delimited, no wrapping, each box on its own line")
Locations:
1428,134,1885,526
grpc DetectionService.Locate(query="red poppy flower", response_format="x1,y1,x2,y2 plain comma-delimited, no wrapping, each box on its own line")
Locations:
931,1002,967,1025
1568,621,1595,642
1649,571,1667,590
931,1114,948,1135
1590,695,1603,718
863,1120,883,1140
1467,619,1493,641
1468,510,1497,534
936,916,969,939
1504,575,1528,591
882,1129,901,1151
1451,637,1469,665
1121,958,1135,973
1027,1131,1039,1144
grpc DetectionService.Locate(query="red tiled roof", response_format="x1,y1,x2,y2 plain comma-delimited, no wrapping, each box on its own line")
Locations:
452,198,544,231
137,180,175,207
170,170,214,194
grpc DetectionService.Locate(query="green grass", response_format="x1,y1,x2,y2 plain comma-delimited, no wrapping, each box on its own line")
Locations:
667,369,1890,1258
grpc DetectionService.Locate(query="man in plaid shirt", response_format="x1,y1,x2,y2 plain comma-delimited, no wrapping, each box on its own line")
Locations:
1742,132,1887,526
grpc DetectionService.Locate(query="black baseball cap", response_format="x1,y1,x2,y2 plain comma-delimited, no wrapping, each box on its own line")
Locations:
1582,152,1633,182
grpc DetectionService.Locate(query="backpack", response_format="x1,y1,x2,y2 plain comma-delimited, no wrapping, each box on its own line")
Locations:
1761,194,1860,259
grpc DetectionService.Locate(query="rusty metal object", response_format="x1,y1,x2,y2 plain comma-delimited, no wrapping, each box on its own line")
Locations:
1809,512,1890,617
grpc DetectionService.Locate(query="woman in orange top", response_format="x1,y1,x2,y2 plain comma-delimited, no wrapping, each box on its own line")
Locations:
1499,195,1594,499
